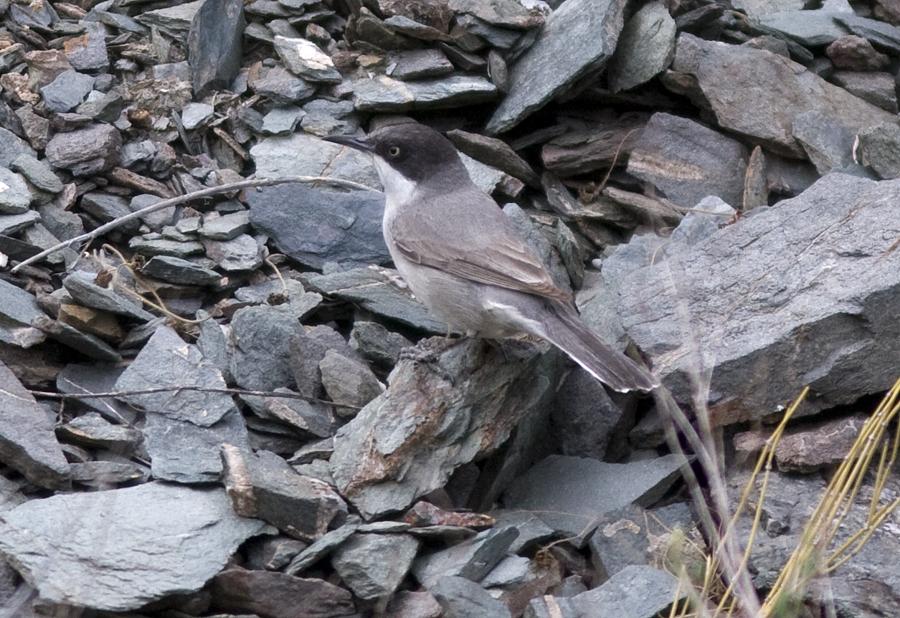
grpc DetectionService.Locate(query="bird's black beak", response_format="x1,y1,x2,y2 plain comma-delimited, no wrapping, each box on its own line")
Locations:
324,134,375,152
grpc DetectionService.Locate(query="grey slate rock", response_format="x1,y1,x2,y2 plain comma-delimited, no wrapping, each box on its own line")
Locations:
188,0,244,97
234,277,322,319
222,446,347,541
388,590,444,618
250,132,380,188
262,105,304,134
331,338,553,518
448,0,544,29
142,255,222,286
349,320,412,367
670,33,896,157
0,128,37,168
413,526,519,587
487,0,627,133
45,123,121,176
352,75,498,112
834,14,900,54
608,1,676,93
10,154,62,194
305,267,447,334
331,533,420,600
199,211,250,241
552,367,630,460
287,324,355,398
57,363,135,424
230,305,303,391
33,315,122,363
0,279,45,348
319,349,383,413
431,576,512,618
243,390,335,438
181,102,215,129
831,70,898,112
0,210,40,237
0,360,69,489
40,70,94,113
56,412,141,453
273,36,341,83
388,48,455,80
136,0,203,35
249,65,316,103
285,518,361,574
301,98,359,136
858,122,900,179
526,565,683,618
0,483,267,611
250,185,387,270
446,129,540,187
590,173,900,425
0,167,31,214
503,455,687,542
202,234,264,271
70,460,148,488
627,112,748,208
209,568,356,618
791,110,862,174
65,22,109,71
491,510,556,553
143,409,249,483
481,555,533,589
756,10,846,46
131,235,206,258
115,325,237,426
81,192,139,232
63,271,155,321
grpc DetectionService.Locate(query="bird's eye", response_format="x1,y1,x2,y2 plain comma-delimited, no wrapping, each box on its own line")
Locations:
388,146,401,157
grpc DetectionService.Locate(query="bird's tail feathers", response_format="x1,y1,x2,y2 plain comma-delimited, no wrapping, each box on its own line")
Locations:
541,306,659,393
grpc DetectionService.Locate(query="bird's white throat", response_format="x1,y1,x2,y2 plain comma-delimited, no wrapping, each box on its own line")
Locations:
373,155,417,217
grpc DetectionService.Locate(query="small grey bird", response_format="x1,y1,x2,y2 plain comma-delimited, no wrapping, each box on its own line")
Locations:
326,123,657,392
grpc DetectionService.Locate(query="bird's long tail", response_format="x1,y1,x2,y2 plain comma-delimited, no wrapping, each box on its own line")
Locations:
540,305,659,393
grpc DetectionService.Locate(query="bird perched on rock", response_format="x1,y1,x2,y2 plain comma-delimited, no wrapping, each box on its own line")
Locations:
326,123,657,393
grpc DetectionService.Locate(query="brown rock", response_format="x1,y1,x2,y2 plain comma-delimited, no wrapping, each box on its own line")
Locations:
376,0,452,31
210,568,356,618
826,35,890,71
541,114,646,177
742,146,768,211
58,304,124,343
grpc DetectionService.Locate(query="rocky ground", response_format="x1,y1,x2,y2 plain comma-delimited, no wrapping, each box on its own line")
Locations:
0,0,898,616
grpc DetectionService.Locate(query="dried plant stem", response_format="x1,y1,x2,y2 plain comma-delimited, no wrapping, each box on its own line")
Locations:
11,175,377,273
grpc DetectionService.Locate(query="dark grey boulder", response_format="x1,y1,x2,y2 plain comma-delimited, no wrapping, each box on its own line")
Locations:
0,483,267,611
188,0,244,96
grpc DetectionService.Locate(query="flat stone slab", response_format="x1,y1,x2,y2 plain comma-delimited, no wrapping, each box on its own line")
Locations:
0,360,69,489
487,0,627,133
0,483,267,611
351,75,498,112
583,173,900,425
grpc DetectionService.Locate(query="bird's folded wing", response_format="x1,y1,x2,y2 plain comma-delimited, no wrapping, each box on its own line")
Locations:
390,202,572,304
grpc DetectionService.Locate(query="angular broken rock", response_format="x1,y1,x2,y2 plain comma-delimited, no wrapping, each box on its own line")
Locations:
351,74,498,112
431,575,512,618
413,526,519,588
525,565,684,618
0,483,267,611
144,409,249,483
62,271,155,322
247,183,389,269
210,568,356,618
626,112,748,208
188,0,244,97
331,533,420,600
331,338,553,519
249,131,380,189
115,325,237,427
0,278,46,348
487,0,627,133
319,349,384,413
669,33,896,157
0,360,69,489
305,267,447,334
56,412,141,453
586,173,900,425
229,305,304,391
274,36,341,83
608,1,676,93
222,446,347,542
503,454,687,542
45,123,121,176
